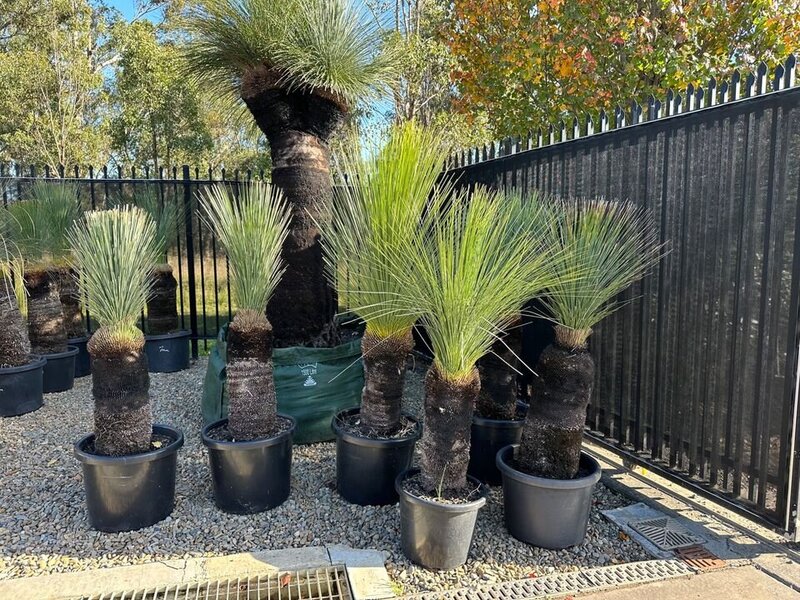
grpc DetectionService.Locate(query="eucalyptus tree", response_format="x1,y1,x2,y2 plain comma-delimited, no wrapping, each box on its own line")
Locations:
517,200,663,479
183,0,395,347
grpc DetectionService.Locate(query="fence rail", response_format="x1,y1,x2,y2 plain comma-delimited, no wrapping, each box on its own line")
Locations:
446,56,800,536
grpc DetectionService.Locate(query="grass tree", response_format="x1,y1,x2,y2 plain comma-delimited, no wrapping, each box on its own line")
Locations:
68,207,160,456
199,182,291,441
323,122,451,435
364,188,556,493
0,231,31,368
7,182,83,352
517,199,663,479
184,0,395,347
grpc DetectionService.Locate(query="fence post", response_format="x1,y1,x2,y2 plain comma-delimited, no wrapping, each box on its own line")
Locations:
182,165,199,359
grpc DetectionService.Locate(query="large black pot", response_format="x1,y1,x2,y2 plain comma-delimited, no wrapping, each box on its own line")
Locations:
497,445,601,549
145,330,191,373
74,424,184,532
396,468,488,570
0,356,46,417
68,336,91,378
332,407,421,506
468,401,527,486
43,345,79,393
202,416,296,514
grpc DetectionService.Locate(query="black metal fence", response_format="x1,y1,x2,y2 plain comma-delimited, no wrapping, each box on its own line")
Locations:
445,56,800,536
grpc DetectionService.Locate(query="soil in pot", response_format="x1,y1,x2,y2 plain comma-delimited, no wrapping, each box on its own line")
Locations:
396,468,488,570
333,407,421,506
202,415,296,514
74,424,184,532
0,356,46,417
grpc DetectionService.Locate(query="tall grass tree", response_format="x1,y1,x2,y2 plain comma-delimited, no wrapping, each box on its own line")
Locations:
7,182,83,352
324,122,451,434
69,207,161,456
183,0,395,347
517,199,664,479
199,182,291,441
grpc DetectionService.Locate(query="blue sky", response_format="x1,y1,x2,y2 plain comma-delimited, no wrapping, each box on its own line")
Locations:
107,0,136,20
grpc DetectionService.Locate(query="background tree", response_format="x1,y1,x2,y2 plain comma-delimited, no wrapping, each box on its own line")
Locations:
446,0,800,137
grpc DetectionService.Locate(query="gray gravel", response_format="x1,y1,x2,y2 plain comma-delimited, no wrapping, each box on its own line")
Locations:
0,357,649,594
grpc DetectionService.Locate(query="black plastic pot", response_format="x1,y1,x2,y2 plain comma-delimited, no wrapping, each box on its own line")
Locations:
68,336,91,378
497,445,601,549
202,416,296,514
396,468,488,570
0,356,46,417
144,330,191,373
74,424,184,532
332,407,421,506
42,345,79,393
468,401,527,486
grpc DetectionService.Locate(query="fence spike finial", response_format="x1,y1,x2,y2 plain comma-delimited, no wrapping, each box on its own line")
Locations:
756,62,768,94
573,116,581,139
773,63,786,91
586,113,595,135
730,70,741,100
707,76,717,106
745,71,756,98
786,54,797,88
685,83,695,111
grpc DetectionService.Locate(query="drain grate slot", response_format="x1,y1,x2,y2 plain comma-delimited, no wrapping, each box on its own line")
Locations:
83,565,350,600
629,517,705,551
674,545,725,571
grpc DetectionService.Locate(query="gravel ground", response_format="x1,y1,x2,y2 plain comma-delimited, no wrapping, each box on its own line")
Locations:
0,357,650,594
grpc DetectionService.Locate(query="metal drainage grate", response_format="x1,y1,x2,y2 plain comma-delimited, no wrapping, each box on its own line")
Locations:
674,545,726,571
629,517,705,551
83,565,351,600
402,559,695,599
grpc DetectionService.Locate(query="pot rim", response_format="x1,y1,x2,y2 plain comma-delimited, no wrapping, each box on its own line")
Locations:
395,467,487,513
496,444,601,489
43,346,80,360
0,355,47,375
67,335,89,344
144,329,192,342
332,407,421,447
201,415,296,450
74,423,184,465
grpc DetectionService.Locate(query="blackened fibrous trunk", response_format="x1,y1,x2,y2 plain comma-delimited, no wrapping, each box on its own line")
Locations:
360,330,413,434
58,267,85,338
25,268,68,354
517,344,595,479
0,279,32,367
226,312,278,441
147,264,179,335
243,81,344,348
88,329,152,456
419,366,480,494
476,328,522,420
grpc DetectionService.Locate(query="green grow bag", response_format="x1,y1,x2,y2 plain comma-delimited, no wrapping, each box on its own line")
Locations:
202,325,364,444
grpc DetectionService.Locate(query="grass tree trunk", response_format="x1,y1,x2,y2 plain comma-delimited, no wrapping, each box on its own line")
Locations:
0,281,32,367
517,342,595,480
58,267,85,338
476,328,522,420
226,309,278,441
243,76,343,347
25,269,68,354
88,328,152,456
147,264,179,335
360,330,413,434
419,366,480,494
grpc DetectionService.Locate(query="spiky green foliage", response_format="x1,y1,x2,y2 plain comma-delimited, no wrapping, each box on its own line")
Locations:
543,199,664,347
6,182,82,268
0,229,26,317
198,182,291,312
68,207,160,341
325,122,453,339
360,187,558,383
182,0,394,107
109,189,182,260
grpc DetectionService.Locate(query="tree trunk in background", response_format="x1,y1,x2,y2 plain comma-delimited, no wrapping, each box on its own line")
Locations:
226,310,278,441
0,280,32,367
517,344,594,479
359,329,414,434
25,268,68,354
58,267,84,338
88,328,152,456
242,78,344,348
476,327,522,420
147,264,179,335
418,366,480,494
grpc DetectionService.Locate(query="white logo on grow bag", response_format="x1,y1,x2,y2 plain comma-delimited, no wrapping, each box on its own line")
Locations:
158,345,170,353
299,363,318,387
